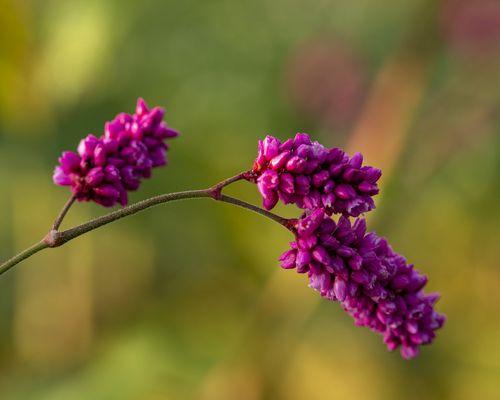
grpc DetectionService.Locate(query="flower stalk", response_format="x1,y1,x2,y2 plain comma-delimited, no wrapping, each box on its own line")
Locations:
0,98,444,358
0,176,290,276
51,195,76,231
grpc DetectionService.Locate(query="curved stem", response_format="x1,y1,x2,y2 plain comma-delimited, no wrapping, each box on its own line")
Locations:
0,240,49,276
208,170,250,199
52,195,76,231
0,174,291,275
51,189,212,246
219,194,290,228
48,190,290,248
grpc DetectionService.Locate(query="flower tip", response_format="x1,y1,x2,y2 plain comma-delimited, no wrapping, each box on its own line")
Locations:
53,166,71,186
166,127,180,138
349,152,363,168
136,97,149,115
400,346,420,360
262,192,279,210
279,249,297,269
54,98,177,207
294,132,311,145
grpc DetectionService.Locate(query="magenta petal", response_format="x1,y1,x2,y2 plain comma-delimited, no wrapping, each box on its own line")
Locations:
53,98,178,207
277,210,444,359
53,167,71,185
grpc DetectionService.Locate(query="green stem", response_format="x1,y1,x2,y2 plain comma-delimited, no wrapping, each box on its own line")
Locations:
219,194,289,227
49,189,213,247
51,195,76,231
0,174,290,276
0,241,49,276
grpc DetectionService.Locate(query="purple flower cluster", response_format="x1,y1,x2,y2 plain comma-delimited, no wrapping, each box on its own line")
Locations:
279,209,445,359
53,98,179,207
249,133,381,217
50,114,442,358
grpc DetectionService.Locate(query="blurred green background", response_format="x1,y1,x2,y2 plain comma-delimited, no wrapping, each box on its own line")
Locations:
1,0,499,399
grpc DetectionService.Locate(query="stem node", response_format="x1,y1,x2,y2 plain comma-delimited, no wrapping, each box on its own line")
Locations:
284,218,298,233
44,230,64,248
207,186,222,200
0,171,291,275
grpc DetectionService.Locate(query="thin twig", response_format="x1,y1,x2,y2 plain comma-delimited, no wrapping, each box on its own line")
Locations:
0,174,291,276
49,189,213,247
219,194,291,228
208,170,250,199
51,195,76,231
0,241,49,276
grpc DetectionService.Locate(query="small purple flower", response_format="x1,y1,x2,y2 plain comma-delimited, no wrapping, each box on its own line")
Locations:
279,209,445,358
249,133,381,217
53,98,179,207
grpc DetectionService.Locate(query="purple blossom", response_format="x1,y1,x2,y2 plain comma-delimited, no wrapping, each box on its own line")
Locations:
279,209,445,359
249,133,381,217
53,98,179,207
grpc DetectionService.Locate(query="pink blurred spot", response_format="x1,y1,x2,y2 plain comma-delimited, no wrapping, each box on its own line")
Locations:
287,38,367,130
441,0,500,57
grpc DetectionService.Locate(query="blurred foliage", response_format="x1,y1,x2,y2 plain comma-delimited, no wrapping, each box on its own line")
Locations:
1,0,499,399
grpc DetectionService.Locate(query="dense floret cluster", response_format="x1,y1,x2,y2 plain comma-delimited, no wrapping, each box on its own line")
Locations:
51,106,444,358
53,99,178,206
279,209,445,358
249,133,380,217
248,133,444,358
